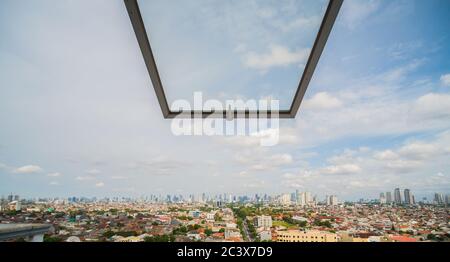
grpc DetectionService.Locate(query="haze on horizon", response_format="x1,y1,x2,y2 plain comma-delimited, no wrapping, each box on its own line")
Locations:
1,0,450,201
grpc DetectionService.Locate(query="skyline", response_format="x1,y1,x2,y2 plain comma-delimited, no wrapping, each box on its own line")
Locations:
2,187,446,204
1,0,450,199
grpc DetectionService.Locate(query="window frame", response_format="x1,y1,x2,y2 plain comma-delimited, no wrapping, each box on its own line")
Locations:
124,0,343,119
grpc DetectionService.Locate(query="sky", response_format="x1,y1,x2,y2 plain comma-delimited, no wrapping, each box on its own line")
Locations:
0,0,450,201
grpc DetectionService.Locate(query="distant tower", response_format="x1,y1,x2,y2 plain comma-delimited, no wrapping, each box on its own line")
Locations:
297,192,306,206
434,193,444,205
394,188,402,205
379,193,386,204
403,189,411,205
386,192,392,204
305,192,312,205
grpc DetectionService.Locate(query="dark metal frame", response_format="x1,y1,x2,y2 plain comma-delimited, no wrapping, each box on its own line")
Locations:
124,0,343,119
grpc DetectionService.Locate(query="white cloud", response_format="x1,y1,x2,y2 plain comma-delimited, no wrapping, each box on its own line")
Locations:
398,142,440,160
76,176,94,181
244,45,310,71
242,180,266,189
440,74,450,86
13,165,43,174
236,151,294,171
268,154,293,165
111,175,126,180
384,159,421,173
281,130,450,195
86,169,101,175
49,181,59,186
95,182,105,187
320,164,361,175
47,172,62,177
414,93,450,117
278,16,321,33
341,0,380,29
303,92,343,110
374,150,399,161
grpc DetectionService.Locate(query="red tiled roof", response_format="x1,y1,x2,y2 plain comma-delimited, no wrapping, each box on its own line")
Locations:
390,236,417,242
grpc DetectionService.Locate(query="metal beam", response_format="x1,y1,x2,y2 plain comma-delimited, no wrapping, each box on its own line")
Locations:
124,0,343,119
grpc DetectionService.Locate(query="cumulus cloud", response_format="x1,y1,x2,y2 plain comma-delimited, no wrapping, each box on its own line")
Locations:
281,130,450,195
13,165,43,174
76,176,94,181
236,152,294,171
244,45,310,71
86,169,101,175
414,93,450,117
440,73,450,86
95,182,105,187
278,16,322,33
303,92,343,110
341,0,380,29
374,150,399,161
111,175,126,180
47,172,62,177
319,164,361,175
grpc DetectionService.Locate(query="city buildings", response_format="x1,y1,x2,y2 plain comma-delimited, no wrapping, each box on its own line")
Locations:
1,189,449,243
394,188,402,205
253,215,272,229
404,189,415,205
434,193,444,205
326,195,338,206
380,193,386,204
276,230,338,242
386,192,392,204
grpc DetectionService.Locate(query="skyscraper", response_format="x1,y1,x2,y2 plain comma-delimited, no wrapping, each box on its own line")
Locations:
281,194,291,205
434,193,444,205
386,192,392,204
326,195,338,206
305,192,312,205
297,192,305,206
404,189,411,205
394,188,402,205
379,193,386,204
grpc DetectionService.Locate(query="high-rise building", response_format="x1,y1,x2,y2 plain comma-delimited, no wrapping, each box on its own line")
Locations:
394,188,402,205
305,192,312,205
434,193,444,205
297,192,306,206
386,192,392,204
404,189,413,205
280,194,291,205
326,195,338,206
379,193,386,204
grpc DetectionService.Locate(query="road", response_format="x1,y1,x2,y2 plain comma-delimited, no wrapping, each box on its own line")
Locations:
242,219,254,242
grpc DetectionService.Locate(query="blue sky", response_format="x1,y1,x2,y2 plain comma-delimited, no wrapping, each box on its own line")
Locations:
0,0,449,201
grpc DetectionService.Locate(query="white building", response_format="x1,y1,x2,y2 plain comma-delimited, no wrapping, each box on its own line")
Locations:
253,215,272,228
326,195,338,206
206,212,215,221
280,194,291,205
258,230,272,241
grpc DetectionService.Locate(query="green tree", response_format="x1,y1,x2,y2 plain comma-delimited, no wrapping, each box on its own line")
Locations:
204,229,213,236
